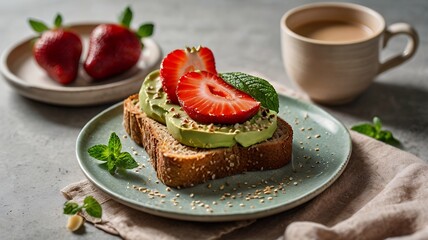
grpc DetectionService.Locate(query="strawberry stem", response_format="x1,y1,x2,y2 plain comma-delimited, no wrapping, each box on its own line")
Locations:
119,6,133,28
136,23,154,38
54,14,63,28
28,19,49,33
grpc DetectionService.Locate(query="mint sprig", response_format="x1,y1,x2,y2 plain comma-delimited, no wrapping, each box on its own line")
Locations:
63,196,102,218
220,72,279,112
351,117,400,145
88,132,138,174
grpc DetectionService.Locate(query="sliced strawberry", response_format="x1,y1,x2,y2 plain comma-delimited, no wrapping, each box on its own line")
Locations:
177,71,260,124
160,46,217,104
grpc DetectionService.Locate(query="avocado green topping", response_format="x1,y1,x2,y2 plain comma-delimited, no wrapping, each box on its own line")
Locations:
139,70,278,148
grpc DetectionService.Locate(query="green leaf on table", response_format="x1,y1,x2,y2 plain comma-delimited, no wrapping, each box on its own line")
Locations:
88,132,137,175
351,117,400,146
83,196,102,218
28,19,49,33
373,116,382,132
220,72,279,112
137,23,154,38
119,6,133,28
351,123,376,138
63,196,102,219
63,201,81,215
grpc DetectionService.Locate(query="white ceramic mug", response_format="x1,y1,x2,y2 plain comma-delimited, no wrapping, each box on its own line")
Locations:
280,2,419,104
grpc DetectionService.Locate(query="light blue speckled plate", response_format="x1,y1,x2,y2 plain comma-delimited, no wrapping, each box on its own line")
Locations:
76,94,351,222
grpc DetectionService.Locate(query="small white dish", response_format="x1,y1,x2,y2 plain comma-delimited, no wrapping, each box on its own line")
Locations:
0,23,162,106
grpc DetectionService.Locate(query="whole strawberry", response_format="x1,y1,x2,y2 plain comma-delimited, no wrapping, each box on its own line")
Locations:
84,7,154,80
29,14,82,85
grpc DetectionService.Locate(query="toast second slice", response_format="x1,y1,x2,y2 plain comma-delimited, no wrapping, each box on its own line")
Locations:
123,94,293,188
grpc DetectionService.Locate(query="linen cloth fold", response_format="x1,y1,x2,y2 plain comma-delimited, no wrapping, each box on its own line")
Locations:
62,180,254,240
62,86,428,240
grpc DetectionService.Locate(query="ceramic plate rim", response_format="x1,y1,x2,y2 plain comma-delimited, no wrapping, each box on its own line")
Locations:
76,93,352,222
0,22,162,105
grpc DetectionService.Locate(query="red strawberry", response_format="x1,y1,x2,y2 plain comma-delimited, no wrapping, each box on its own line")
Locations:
160,46,217,104
177,71,260,124
29,14,82,85
84,7,154,80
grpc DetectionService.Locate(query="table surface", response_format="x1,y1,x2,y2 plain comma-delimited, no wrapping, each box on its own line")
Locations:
1,0,427,239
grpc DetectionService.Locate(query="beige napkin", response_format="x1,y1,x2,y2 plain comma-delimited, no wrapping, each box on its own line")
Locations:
62,131,428,240
62,86,428,239
62,181,254,239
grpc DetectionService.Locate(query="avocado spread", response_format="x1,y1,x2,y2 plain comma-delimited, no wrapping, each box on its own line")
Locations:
139,70,278,148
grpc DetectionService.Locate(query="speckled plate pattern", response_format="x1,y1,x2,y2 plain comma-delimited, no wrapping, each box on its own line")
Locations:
76,94,352,222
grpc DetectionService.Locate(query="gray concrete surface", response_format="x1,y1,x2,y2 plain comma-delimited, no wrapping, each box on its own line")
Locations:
0,0,426,239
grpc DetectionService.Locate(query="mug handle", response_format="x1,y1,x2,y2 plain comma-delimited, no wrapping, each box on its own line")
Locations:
378,23,419,74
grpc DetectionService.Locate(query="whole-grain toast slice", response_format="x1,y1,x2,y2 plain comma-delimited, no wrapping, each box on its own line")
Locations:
123,94,293,188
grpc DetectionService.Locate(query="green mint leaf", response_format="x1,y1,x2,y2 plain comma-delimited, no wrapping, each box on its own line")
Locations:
107,158,117,175
119,6,133,28
63,201,82,215
88,144,109,161
83,196,102,218
28,19,49,33
378,130,400,145
220,72,279,112
137,23,154,38
351,117,400,146
373,116,382,132
351,124,376,138
54,14,62,28
116,152,138,169
108,132,122,156
89,132,138,175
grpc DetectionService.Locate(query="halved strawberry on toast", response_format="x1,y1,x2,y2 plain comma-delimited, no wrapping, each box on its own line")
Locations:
160,46,217,104
177,71,260,124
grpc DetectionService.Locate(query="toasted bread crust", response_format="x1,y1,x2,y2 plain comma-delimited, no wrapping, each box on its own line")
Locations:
124,94,293,188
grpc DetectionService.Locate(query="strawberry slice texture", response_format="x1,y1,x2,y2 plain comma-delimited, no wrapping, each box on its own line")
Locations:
160,46,217,104
177,71,260,124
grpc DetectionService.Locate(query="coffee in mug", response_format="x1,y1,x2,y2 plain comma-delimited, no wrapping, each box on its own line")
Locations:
294,20,372,42
280,3,419,104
